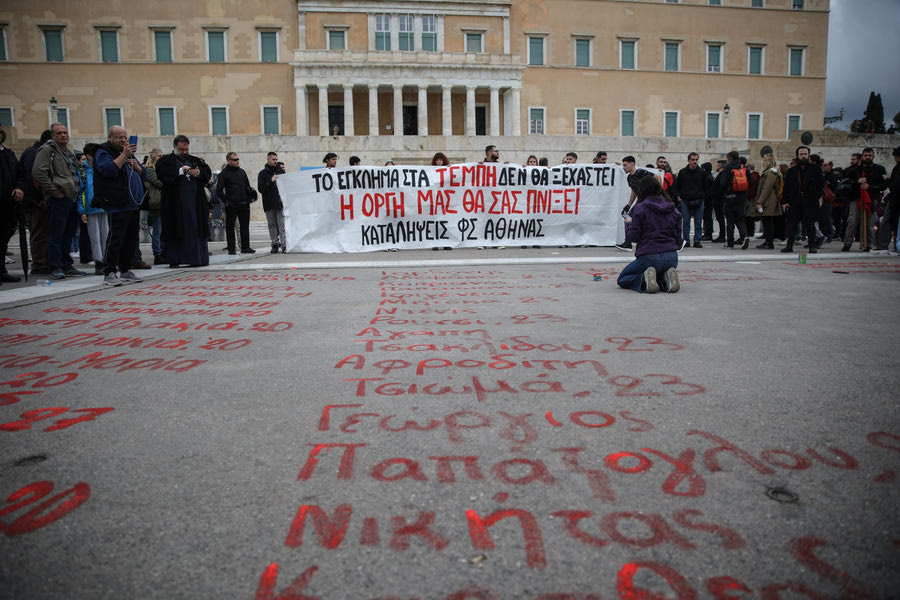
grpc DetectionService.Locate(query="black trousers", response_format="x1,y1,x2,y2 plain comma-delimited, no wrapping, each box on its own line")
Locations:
784,201,819,250
225,204,251,251
724,199,748,245
703,196,726,239
104,210,140,275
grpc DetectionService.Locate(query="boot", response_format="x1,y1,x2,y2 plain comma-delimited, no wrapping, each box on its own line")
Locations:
153,254,164,265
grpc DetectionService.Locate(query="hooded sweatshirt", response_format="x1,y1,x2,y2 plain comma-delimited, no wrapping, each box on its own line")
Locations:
624,194,683,257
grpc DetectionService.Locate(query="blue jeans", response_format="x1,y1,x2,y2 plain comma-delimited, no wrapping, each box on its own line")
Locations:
617,251,679,292
148,214,163,256
680,201,703,243
47,196,78,271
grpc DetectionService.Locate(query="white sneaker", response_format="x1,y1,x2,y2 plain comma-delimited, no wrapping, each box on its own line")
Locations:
119,270,143,283
103,273,122,286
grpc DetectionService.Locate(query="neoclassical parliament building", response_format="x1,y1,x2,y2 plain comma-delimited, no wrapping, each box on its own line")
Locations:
0,0,829,163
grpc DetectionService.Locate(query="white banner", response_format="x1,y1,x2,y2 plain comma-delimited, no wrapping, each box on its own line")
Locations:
278,163,632,253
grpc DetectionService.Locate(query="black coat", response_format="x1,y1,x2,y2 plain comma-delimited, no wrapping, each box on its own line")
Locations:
156,152,212,243
258,164,285,212
782,162,824,209
216,165,252,207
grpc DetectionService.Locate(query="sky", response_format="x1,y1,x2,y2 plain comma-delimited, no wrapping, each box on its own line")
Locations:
825,0,900,130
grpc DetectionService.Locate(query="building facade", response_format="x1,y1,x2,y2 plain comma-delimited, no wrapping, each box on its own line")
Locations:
0,0,829,164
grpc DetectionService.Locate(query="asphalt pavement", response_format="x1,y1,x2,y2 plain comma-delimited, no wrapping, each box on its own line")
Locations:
0,224,898,599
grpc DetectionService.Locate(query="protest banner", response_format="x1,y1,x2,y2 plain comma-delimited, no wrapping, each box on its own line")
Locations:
278,163,632,253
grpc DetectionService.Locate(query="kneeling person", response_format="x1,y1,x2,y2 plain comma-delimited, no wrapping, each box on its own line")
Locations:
617,177,683,293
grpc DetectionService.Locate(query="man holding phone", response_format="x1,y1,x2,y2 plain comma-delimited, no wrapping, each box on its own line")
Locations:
93,125,145,286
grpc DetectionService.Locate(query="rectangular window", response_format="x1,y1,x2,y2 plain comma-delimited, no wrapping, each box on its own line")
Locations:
747,113,761,140
665,42,679,71
707,44,721,72
528,36,544,66
422,16,437,51
328,30,346,50
752,0,764,6
0,28,7,61
154,30,172,62
620,40,635,69
157,107,176,136
529,108,544,134
621,110,635,136
789,47,804,76
260,31,278,62
375,15,391,51
709,0,721,4
399,15,414,51
100,30,118,62
104,107,122,130
706,112,720,138
44,29,64,62
262,106,280,134
792,0,804,8
575,38,590,67
0,108,12,127
575,109,590,135
210,106,228,135
53,107,69,128
206,30,225,62
466,33,483,53
664,111,679,137
788,114,801,139
748,46,763,74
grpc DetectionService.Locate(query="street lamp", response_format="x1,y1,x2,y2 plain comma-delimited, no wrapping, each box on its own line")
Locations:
49,97,59,124
723,103,730,138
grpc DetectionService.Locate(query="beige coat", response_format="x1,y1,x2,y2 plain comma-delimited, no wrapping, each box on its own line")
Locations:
32,142,79,201
755,168,783,217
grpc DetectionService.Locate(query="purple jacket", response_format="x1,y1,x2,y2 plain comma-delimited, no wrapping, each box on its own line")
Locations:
625,194,682,256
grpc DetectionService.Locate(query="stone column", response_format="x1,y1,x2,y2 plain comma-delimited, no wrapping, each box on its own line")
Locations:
489,87,500,137
465,86,476,137
318,85,329,136
417,86,428,136
510,87,521,136
368,84,379,135
295,85,308,136
343,84,354,136
393,84,403,135
442,85,452,137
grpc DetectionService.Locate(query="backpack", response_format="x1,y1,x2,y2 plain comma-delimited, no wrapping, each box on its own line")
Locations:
731,167,749,192
774,172,784,201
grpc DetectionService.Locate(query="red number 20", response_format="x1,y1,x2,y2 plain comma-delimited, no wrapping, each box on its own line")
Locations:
0,481,90,536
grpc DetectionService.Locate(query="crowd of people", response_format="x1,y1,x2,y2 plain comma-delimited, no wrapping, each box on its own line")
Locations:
1,128,898,293
0,125,290,286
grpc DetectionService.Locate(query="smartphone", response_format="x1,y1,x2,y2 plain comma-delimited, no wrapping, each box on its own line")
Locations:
128,135,138,146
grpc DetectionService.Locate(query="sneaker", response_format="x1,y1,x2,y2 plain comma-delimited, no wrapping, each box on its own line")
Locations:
50,269,67,280
814,236,825,249
227,249,237,255
119,270,143,284
723,244,734,249
663,268,680,293
63,267,87,277
870,249,889,255
642,267,659,294
740,237,750,250
679,240,687,251
780,247,794,253
4,256,13,264
615,243,633,251
692,242,703,248
712,236,726,244
103,273,122,286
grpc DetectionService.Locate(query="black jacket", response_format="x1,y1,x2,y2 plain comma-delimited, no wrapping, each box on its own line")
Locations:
782,162,825,208
216,165,252,206
720,160,751,205
17,142,42,208
674,165,709,203
258,163,285,212
0,146,22,209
